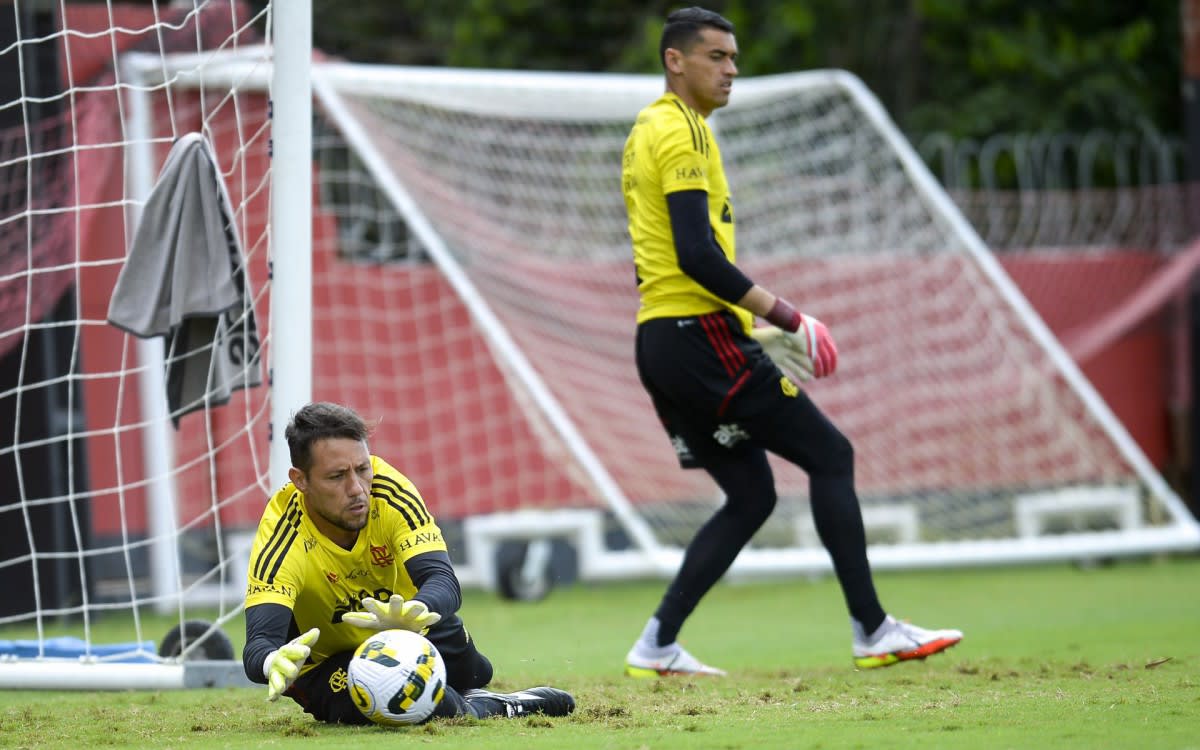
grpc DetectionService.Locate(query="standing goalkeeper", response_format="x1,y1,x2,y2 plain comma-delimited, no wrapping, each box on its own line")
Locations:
620,7,962,677
242,401,574,722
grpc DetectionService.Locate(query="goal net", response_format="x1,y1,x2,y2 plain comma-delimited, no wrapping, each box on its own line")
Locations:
304,62,1200,583
0,1,284,689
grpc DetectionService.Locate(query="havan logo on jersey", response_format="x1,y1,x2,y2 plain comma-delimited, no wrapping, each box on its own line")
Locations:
247,582,294,598
394,531,442,554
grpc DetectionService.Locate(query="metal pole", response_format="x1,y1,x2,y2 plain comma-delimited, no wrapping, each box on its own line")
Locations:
1183,0,1200,516
269,4,314,490
121,55,183,614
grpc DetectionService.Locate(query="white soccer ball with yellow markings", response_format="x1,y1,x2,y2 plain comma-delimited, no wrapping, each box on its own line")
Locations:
348,628,447,725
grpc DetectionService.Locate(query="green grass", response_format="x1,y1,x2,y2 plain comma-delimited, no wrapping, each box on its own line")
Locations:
2,556,1198,749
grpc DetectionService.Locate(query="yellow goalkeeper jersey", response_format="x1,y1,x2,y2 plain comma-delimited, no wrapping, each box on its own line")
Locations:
622,91,752,334
244,455,447,672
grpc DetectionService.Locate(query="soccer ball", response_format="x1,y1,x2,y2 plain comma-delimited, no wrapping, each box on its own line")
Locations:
348,629,447,726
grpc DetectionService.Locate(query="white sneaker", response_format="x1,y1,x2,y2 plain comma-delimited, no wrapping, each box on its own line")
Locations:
852,615,962,669
624,643,727,678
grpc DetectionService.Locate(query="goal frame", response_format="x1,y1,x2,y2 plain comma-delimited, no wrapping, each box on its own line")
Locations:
108,55,1200,611
302,63,1199,587
0,1,310,690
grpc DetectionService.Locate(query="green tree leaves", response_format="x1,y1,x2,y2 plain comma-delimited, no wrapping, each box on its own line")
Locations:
308,0,1181,139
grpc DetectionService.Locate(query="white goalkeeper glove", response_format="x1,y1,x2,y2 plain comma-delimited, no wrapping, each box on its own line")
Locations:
263,627,320,702
340,595,442,634
788,313,838,378
750,327,814,383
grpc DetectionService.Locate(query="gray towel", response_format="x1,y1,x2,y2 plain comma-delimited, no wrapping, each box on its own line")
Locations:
107,132,262,426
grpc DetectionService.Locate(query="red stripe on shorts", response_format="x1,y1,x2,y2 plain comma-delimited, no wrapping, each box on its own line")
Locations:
699,313,745,377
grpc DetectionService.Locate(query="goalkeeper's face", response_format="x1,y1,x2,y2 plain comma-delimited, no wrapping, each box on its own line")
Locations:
292,437,373,546
667,27,738,116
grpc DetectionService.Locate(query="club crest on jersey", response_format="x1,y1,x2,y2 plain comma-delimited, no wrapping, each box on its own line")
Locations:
713,423,750,448
370,544,395,567
329,667,349,693
780,375,798,397
325,571,339,583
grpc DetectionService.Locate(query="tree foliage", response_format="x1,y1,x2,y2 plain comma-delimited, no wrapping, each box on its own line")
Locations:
309,0,1183,139
905,0,1180,137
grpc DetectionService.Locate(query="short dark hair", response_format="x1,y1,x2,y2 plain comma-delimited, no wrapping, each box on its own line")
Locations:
285,402,370,472
659,7,734,70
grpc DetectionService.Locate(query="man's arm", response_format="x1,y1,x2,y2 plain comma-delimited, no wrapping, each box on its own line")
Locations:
668,190,754,303
666,190,783,317
245,603,320,701
340,550,462,633
243,602,294,684
405,549,462,618
667,189,838,376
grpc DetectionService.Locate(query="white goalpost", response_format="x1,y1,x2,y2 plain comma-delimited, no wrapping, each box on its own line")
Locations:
2,6,1198,690
0,0,308,689
299,61,1200,588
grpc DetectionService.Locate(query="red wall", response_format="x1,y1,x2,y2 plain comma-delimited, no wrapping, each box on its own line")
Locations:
1003,252,1173,469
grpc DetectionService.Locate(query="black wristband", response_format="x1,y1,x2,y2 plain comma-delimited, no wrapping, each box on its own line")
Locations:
765,298,802,332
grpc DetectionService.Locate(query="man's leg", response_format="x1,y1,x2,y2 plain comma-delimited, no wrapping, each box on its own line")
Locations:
625,449,775,677
753,391,962,667
656,449,777,643
752,390,886,632
427,617,493,691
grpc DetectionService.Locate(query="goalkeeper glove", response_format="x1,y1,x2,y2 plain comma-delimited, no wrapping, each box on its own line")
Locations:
340,595,442,634
792,312,838,378
263,627,319,702
764,298,838,378
750,327,814,383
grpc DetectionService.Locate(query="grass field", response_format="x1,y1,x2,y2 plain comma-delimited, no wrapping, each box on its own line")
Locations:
2,556,1198,749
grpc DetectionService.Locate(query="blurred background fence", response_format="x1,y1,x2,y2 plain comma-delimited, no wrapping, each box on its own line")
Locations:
916,130,1194,251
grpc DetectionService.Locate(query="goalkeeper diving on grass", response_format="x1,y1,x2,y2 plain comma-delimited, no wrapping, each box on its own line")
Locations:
620,7,962,677
242,401,574,722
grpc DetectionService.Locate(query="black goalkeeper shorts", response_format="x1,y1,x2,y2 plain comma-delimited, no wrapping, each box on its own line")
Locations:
636,310,844,473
